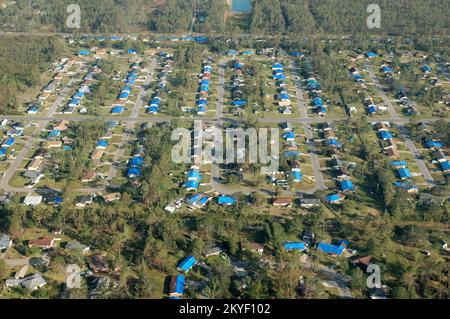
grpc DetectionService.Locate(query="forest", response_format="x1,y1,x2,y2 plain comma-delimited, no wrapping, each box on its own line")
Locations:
0,0,448,36
0,36,66,114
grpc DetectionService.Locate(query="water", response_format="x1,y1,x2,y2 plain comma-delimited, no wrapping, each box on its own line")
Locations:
232,0,252,13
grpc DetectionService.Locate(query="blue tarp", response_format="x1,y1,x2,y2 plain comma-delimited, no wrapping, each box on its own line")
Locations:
379,131,393,140
397,168,412,179
232,100,247,107
111,106,125,114
184,180,199,190
177,256,196,272
97,140,108,148
326,194,344,203
48,130,61,138
172,275,185,295
283,132,295,140
317,242,345,255
391,161,408,168
425,140,444,149
440,161,450,172
218,195,237,205
283,242,306,251
292,169,302,182
339,180,354,191
127,167,141,178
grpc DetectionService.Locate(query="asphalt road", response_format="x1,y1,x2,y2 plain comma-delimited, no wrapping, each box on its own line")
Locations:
398,125,435,185
366,67,400,119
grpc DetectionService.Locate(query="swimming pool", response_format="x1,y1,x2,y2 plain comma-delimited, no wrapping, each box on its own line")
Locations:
232,0,252,13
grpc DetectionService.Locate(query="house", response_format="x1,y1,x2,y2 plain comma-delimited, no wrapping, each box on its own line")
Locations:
241,242,264,254
103,193,121,203
204,246,224,258
6,273,47,291
350,255,373,272
339,179,354,192
394,182,419,194
28,236,56,249
89,254,110,273
44,141,62,149
91,149,105,161
283,242,307,252
2,137,15,148
379,131,393,140
325,193,345,204
53,120,70,131
272,197,293,207
418,193,446,206
317,241,347,256
218,195,237,206
81,171,97,183
440,160,450,173
27,158,44,171
397,168,412,180
299,198,321,209
431,150,446,162
96,140,108,150
424,140,444,150
391,161,408,169
0,234,12,252
65,242,90,255
177,256,196,273
75,195,93,208
169,275,185,298
23,170,44,183
23,193,43,206
386,146,399,159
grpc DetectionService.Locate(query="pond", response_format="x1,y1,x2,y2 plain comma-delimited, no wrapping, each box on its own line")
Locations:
232,0,252,13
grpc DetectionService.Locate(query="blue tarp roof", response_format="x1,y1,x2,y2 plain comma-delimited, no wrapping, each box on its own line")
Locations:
111,106,125,114
326,194,344,203
397,168,412,179
172,275,185,295
187,169,201,180
313,97,323,106
218,195,237,205
381,66,393,73
147,106,159,113
178,256,196,272
127,167,141,178
283,242,306,251
440,161,450,171
379,131,393,140
232,100,247,107
283,132,295,140
0,147,7,156
366,52,378,58
425,140,444,149
280,93,290,100
119,92,129,99
69,98,80,106
78,50,90,55
421,65,432,72
3,137,14,146
339,180,354,191
290,52,303,57
292,169,302,182
184,180,199,190
130,157,144,168
391,161,408,167
196,99,208,106
317,242,345,255
284,151,301,157
327,138,341,147
368,105,377,114
97,140,108,148
48,130,61,138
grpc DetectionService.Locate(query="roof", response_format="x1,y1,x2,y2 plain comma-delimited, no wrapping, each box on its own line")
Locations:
379,131,393,140
397,168,412,179
425,140,443,149
283,242,306,251
317,242,345,255
273,197,293,206
127,167,141,178
218,195,237,205
440,161,450,171
339,180,354,191
183,180,199,190
391,161,408,168
177,256,196,272
169,275,185,296
326,193,345,203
